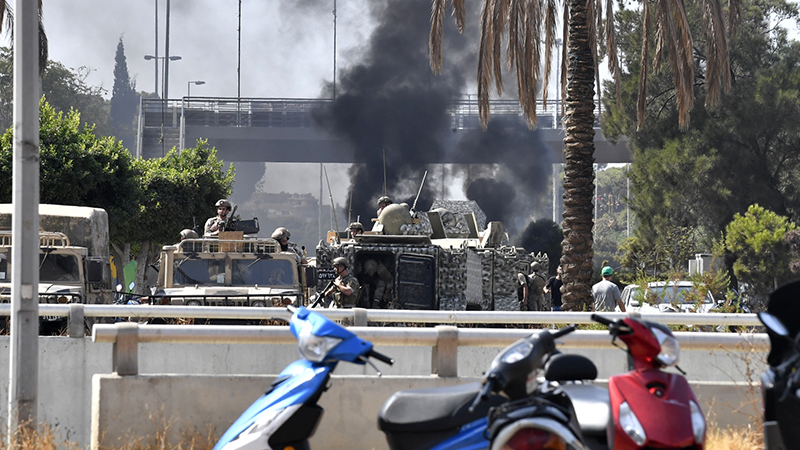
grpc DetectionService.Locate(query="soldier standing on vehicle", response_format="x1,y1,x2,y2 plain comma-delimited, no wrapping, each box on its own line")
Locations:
323,257,360,308
272,227,308,265
592,266,626,312
349,222,364,239
376,196,392,217
204,199,232,237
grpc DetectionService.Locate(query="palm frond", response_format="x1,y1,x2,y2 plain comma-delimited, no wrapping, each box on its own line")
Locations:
493,0,509,94
561,3,569,120
429,0,446,74
452,0,466,32
702,0,731,108
478,0,496,129
605,0,621,110
541,0,559,105
637,0,650,130
588,0,601,119
728,0,740,38
669,0,695,129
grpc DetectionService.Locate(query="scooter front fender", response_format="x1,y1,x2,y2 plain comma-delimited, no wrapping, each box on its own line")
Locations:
609,370,702,449
214,359,333,450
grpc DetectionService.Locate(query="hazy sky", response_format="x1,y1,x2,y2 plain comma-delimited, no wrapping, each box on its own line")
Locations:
40,1,376,100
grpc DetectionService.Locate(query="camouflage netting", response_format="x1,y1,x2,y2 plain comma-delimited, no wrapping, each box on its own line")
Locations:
431,200,487,231
479,246,534,311
400,211,433,236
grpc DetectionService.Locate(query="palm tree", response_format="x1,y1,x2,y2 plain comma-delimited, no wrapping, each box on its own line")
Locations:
0,0,49,73
430,0,736,310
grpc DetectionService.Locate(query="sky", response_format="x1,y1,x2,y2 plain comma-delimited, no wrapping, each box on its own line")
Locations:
41,1,376,100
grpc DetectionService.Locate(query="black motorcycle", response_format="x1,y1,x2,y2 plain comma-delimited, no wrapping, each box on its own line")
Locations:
758,280,800,450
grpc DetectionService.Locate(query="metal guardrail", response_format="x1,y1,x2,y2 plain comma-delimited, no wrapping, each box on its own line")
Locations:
91,321,768,377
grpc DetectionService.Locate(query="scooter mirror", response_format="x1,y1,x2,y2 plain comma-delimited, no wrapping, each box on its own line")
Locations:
758,312,790,337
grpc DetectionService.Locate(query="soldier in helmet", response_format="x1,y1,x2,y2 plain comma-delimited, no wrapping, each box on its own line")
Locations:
204,199,232,237
348,221,364,239
518,261,548,311
376,195,393,217
180,229,199,240
323,257,361,308
272,227,307,264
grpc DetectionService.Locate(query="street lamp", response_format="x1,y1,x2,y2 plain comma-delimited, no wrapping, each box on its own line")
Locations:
187,80,205,97
144,55,182,99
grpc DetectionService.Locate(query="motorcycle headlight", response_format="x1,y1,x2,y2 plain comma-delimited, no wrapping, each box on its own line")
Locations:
651,327,680,366
297,321,342,362
618,401,646,446
690,400,705,443
500,341,533,364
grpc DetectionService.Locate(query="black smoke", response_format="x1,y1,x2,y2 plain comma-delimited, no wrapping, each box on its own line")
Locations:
314,0,555,235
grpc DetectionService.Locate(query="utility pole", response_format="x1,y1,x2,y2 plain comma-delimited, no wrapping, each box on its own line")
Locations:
154,0,159,97
164,0,172,100
8,0,41,440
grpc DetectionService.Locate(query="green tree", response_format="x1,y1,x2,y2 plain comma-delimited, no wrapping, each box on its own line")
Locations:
430,0,734,310
110,37,139,150
605,0,800,266
0,0,48,73
0,48,111,135
725,204,796,298
127,140,235,292
0,99,140,240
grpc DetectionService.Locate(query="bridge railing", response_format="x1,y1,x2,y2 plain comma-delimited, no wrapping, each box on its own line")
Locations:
140,97,597,131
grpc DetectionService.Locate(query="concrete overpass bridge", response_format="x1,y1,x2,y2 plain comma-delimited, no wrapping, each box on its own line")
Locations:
135,97,631,164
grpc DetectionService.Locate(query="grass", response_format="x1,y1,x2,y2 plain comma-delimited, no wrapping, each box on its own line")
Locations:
0,422,764,450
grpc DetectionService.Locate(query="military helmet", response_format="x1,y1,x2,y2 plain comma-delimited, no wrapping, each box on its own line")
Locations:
271,227,290,240
349,221,364,232
180,229,199,240
215,199,232,209
332,256,348,269
378,195,392,206
530,261,542,272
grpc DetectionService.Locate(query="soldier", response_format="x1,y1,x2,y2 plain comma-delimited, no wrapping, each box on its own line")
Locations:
376,195,392,217
204,199,232,237
271,227,308,264
349,222,365,238
323,257,361,308
357,259,393,308
519,261,547,311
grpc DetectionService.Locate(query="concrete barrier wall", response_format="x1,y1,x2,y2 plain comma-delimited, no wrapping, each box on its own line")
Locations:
0,336,767,449
92,375,762,450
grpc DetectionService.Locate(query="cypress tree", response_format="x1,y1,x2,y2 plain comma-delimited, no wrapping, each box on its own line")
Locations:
110,37,139,149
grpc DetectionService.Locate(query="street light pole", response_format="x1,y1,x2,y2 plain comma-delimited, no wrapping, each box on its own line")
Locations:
187,80,205,97
164,0,172,100
154,0,159,97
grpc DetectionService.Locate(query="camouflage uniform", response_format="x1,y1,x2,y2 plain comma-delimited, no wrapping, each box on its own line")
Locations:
332,272,361,308
526,272,547,311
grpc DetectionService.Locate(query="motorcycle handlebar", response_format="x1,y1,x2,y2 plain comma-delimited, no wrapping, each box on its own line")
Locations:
591,313,614,326
368,349,395,366
551,324,577,339
469,378,495,413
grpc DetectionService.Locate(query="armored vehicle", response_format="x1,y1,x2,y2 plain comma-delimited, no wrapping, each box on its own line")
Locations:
315,200,547,311
0,204,112,333
152,227,311,308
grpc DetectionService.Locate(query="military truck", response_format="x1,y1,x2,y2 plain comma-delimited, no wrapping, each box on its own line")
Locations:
0,204,112,333
151,226,311,309
315,200,548,311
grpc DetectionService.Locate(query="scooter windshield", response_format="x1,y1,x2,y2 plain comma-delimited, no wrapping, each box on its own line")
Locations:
289,306,374,364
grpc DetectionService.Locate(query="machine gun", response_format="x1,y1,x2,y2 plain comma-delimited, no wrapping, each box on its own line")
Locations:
309,279,335,308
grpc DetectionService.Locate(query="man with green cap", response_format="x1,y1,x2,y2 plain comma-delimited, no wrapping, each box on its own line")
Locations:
592,266,626,312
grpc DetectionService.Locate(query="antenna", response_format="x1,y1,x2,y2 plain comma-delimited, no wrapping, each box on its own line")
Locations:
323,165,340,234
382,149,387,196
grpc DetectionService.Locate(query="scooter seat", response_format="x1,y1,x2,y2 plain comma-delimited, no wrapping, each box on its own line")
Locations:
378,382,506,433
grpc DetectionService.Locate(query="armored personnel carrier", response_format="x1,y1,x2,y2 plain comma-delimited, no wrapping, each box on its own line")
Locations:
315,200,548,311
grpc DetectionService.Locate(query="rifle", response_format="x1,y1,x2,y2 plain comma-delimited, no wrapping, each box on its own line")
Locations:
221,205,238,232
310,279,335,308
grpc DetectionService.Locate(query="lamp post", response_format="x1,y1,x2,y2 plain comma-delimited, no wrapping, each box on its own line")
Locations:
187,80,205,97
144,55,182,99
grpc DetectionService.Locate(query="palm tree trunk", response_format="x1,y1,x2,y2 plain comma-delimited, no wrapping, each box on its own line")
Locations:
561,0,596,311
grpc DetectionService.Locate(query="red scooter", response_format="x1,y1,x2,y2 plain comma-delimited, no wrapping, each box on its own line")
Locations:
591,314,706,449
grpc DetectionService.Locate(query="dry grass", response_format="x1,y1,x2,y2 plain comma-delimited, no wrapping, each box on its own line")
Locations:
706,424,763,450
0,421,763,450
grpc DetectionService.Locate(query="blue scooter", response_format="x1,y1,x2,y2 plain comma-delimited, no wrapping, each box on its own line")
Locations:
214,305,394,450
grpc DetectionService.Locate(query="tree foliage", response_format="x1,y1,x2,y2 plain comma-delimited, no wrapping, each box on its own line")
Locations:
0,98,139,240
725,204,796,297
604,0,800,273
110,37,139,150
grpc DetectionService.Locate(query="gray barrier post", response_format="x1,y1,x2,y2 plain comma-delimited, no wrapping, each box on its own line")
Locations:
113,322,139,375
68,304,85,338
432,326,458,377
353,308,368,327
